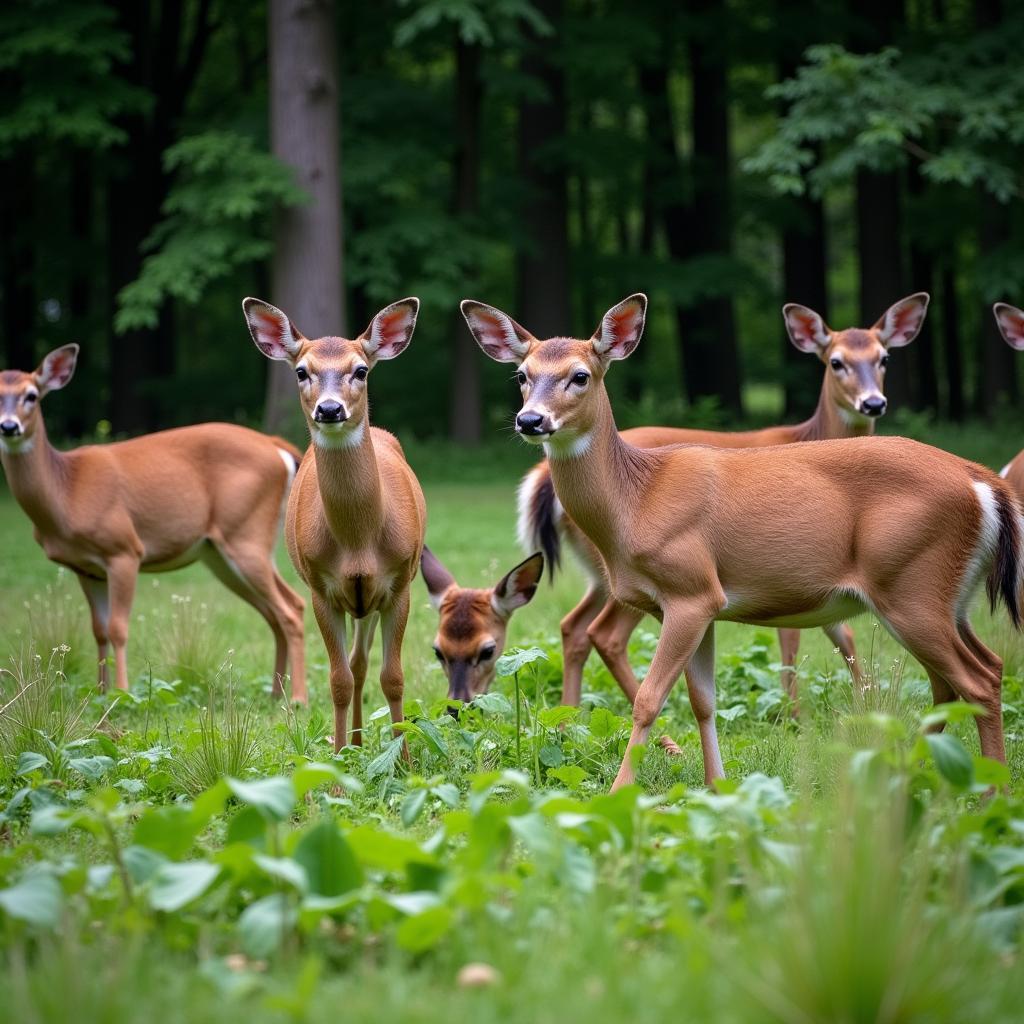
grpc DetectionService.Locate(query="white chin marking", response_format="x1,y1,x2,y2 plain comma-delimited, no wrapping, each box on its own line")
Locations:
544,431,591,459
0,435,33,455
312,420,365,450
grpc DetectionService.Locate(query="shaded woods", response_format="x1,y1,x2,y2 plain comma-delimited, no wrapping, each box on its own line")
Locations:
2,0,1023,443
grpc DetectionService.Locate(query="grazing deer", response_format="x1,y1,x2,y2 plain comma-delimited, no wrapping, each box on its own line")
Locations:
518,294,930,707
420,546,543,707
464,294,1018,791
244,296,425,753
0,346,306,697
993,302,1024,498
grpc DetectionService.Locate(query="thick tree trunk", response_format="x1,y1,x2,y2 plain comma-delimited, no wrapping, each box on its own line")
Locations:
265,0,344,436
0,155,35,371
516,0,570,338
449,36,482,444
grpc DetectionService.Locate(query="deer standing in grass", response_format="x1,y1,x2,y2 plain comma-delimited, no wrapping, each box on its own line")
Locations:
993,302,1024,499
465,294,1018,791
0,345,306,696
518,294,930,708
420,546,543,706
245,297,425,753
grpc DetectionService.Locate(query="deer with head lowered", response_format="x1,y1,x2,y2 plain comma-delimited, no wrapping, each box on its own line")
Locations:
0,345,306,696
245,296,425,753
518,294,930,709
465,293,1018,791
420,546,543,708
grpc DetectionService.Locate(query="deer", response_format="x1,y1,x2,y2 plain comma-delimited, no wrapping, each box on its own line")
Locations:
420,546,543,708
993,302,1024,499
244,296,425,754
518,294,930,709
0,345,307,697
464,293,1018,791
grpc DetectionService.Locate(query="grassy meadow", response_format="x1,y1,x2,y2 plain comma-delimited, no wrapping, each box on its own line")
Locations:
0,424,1023,1023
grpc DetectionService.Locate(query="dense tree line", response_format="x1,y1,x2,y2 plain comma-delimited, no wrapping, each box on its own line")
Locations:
2,0,1023,444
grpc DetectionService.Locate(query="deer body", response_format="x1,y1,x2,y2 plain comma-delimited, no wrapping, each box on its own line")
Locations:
465,294,1017,791
245,296,425,752
0,352,306,696
520,295,930,706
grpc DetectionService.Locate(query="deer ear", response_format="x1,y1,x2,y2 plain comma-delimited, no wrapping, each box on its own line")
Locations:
243,297,304,361
361,298,419,361
783,303,830,353
592,294,646,360
35,344,79,395
461,300,535,362
421,546,457,611
875,292,929,348
994,303,1024,350
491,553,544,618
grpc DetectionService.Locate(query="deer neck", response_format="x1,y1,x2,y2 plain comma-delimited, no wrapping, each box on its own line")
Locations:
543,395,650,558
796,378,876,442
0,419,68,536
311,415,384,545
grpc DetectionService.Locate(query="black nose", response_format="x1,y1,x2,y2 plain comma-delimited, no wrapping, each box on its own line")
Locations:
516,411,546,435
861,396,887,417
0,420,20,437
314,400,346,423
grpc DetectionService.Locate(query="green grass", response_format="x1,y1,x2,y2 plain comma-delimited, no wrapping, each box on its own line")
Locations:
0,434,1023,1023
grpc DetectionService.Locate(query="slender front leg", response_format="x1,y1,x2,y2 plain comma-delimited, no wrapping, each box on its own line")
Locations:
682,625,722,784
348,612,379,747
823,621,861,687
611,603,714,792
312,594,354,751
379,588,411,761
778,627,801,703
559,584,606,705
76,573,110,690
588,599,644,703
106,558,139,692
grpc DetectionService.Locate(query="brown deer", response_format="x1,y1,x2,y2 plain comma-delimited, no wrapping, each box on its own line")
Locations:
464,293,1018,790
993,303,1024,498
518,294,930,707
420,546,543,707
244,296,425,753
0,345,306,697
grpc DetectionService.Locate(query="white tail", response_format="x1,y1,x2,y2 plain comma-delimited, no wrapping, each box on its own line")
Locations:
0,346,306,697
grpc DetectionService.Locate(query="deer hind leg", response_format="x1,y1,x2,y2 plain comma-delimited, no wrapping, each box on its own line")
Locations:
380,588,411,761
106,557,139,692
588,599,644,704
273,570,307,703
202,542,305,702
348,612,379,747
823,621,861,687
778,628,801,703
76,573,110,690
311,595,353,751
612,602,715,792
559,584,607,706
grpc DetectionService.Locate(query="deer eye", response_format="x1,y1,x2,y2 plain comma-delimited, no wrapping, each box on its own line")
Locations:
516,371,527,386
479,644,496,662
295,366,309,382
433,646,446,664
829,358,844,371
353,366,368,381
22,392,37,405
879,354,889,368
570,371,589,387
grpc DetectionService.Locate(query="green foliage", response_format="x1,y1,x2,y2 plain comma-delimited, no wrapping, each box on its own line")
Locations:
115,131,307,332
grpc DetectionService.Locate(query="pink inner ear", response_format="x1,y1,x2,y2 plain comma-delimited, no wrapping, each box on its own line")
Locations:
786,308,824,347
998,310,1024,347
470,309,516,349
605,303,642,345
375,307,412,348
886,300,926,341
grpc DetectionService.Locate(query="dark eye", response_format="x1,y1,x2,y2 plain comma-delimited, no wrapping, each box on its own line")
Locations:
829,358,844,371
879,355,889,368
516,371,527,386
479,644,496,662
571,371,589,387
433,647,445,664
295,366,309,382
23,392,37,405
353,366,368,381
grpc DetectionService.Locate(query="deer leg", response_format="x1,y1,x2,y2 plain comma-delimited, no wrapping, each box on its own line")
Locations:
823,621,861,687
559,584,607,705
105,558,139,692
778,628,801,702
349,612,378,747
682,624,723,785
380,588,411,761
312,595,353,751
76,573,110,690
588,599,644,703
612,603,715,792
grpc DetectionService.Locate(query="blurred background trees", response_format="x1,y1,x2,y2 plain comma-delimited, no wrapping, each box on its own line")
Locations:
2,0,1023,444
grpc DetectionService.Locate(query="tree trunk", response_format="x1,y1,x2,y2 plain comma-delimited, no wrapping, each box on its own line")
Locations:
66,151,94,436
0,154,35,372
264,0,344,437
449,35,482,444
940,265,964,421
516,0,570,338
907,164,937,412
